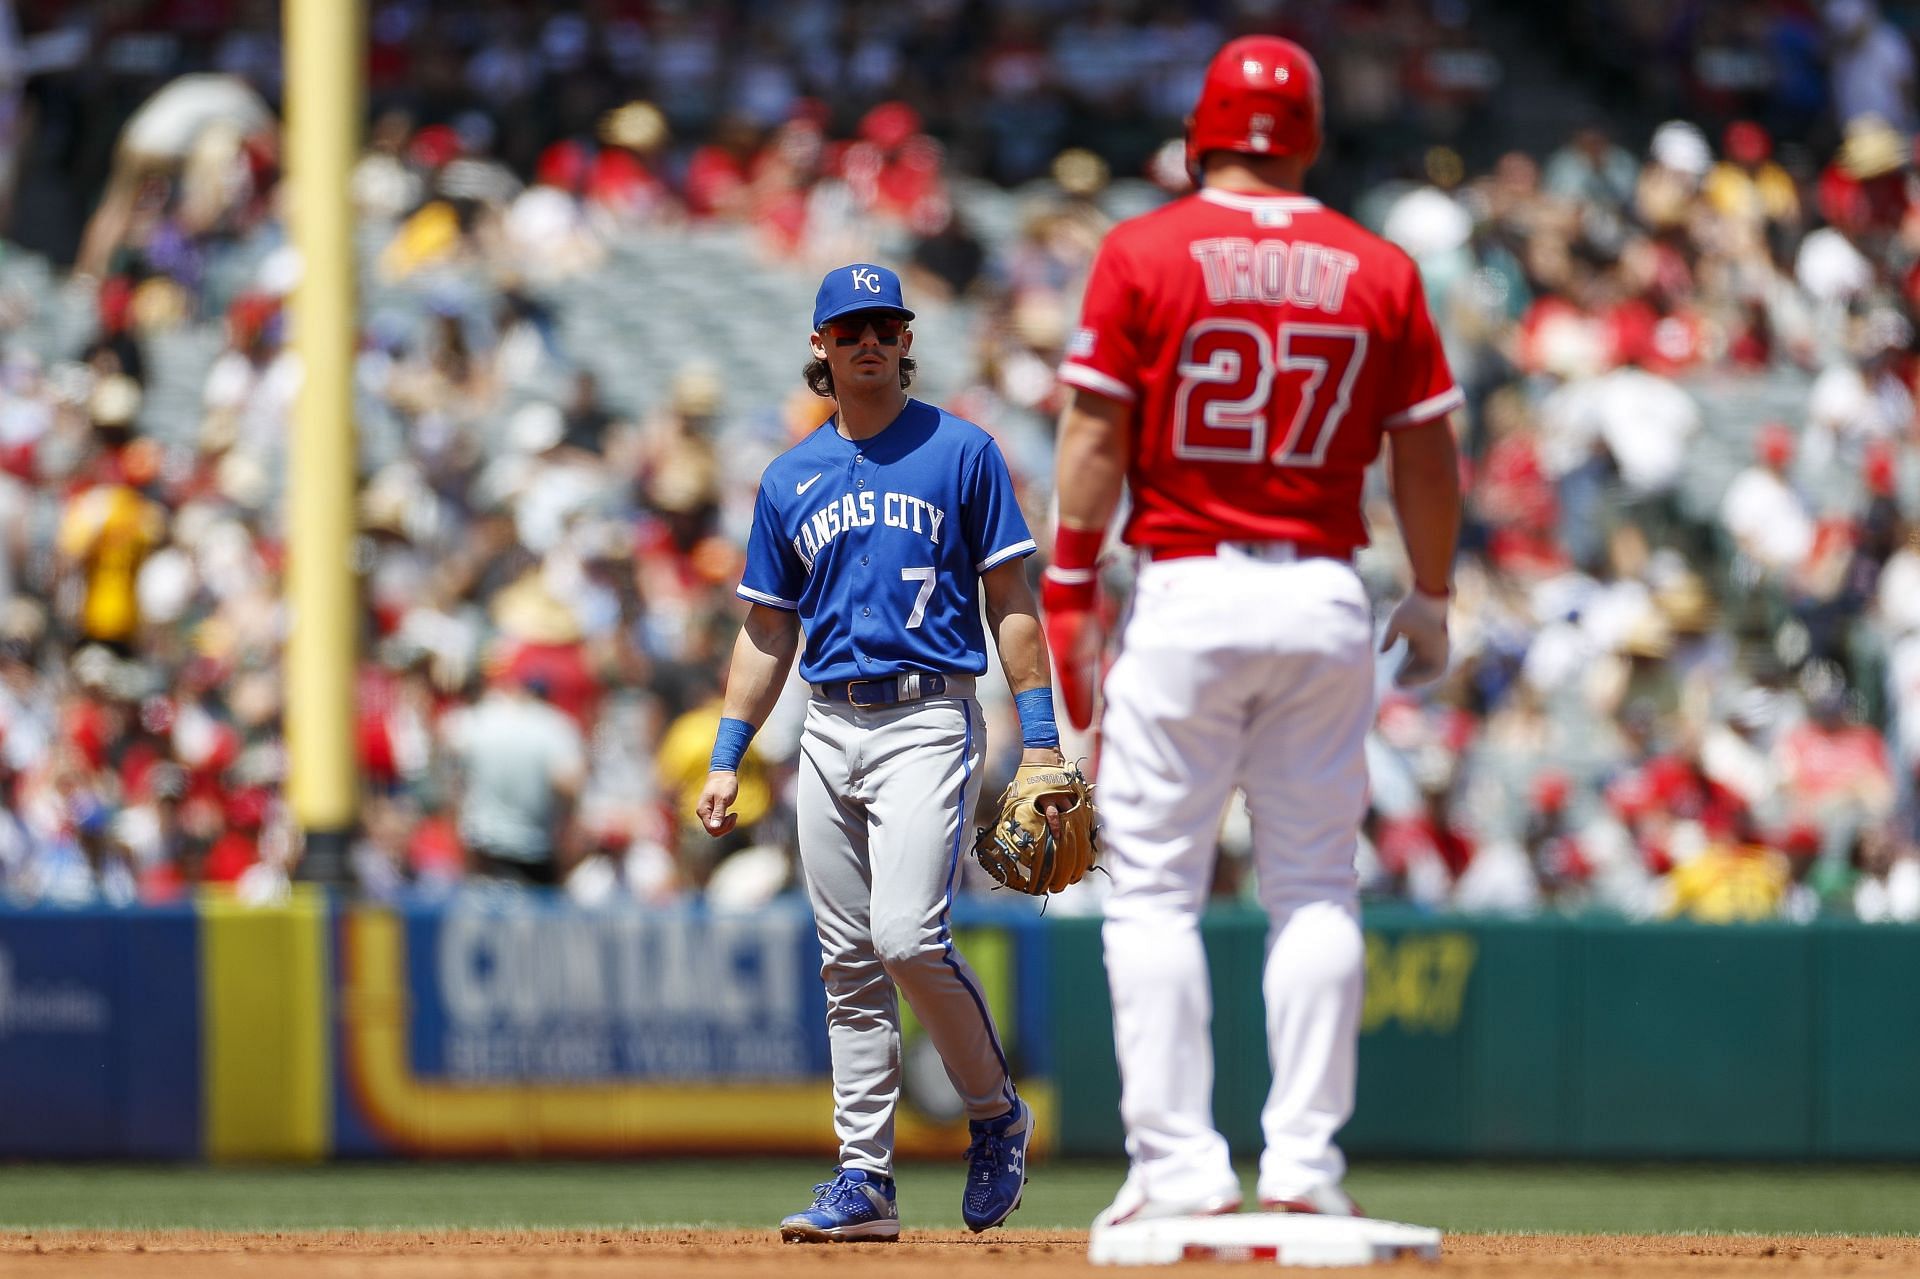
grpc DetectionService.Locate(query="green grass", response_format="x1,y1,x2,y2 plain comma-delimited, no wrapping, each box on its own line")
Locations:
0,1161,1916,1235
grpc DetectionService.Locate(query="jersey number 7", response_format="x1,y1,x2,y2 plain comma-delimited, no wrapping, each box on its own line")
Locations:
1172,320,1367,467
901,566,936,628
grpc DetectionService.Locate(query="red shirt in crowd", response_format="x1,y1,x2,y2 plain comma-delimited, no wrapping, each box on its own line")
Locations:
496,639,599,729
1776,721,1892,805
1376,813,1477,879
684,145,753,218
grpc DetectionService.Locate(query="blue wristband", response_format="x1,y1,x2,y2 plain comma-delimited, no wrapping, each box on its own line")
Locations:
1015,687,1061,750
709,717,755,772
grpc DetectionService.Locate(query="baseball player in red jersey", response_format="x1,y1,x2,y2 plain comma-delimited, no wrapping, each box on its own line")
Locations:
1044,36,1463,1227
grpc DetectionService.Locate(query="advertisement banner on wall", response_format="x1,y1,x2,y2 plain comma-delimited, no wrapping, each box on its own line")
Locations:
412,899,827,1082
333,898,1054,1159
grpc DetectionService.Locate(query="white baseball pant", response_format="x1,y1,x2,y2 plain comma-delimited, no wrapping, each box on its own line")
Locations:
1099,547,1373,1207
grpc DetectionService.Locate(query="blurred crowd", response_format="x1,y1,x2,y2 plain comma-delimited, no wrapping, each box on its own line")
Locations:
0,0,1915,923
9,0,1513,263
1342,94,1920,924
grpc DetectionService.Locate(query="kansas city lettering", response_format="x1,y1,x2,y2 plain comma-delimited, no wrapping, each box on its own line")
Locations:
1189,237,1359,312
881,492,945,540
792,491,946,570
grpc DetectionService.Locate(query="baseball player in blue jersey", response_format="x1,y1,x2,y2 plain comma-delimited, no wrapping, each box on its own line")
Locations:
697,263,1062,1242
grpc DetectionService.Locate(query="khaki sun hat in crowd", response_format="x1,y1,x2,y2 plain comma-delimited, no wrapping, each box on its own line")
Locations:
491,572,583,646
1838,114,1907,179
599,101,668,153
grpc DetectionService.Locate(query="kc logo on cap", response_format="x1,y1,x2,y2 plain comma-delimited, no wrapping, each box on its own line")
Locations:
814,262,916,330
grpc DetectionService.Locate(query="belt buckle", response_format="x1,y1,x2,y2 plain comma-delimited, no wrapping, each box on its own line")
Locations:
847,679,882,709
1235,540,1295,563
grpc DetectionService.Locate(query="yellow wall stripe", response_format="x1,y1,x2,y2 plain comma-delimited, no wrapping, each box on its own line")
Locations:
201,886,332,1160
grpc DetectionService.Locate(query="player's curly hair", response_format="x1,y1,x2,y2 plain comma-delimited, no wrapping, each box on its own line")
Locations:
804,355,917,399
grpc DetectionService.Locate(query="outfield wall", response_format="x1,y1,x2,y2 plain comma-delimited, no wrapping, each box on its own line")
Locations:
1051,911,1920,1159
1,894,1915,1159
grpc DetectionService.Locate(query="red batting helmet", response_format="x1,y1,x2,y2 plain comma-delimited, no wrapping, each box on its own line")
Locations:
1186,36,1323,176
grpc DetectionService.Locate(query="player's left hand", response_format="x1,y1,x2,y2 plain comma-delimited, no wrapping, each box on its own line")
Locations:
973,759,1099,895
1381,589,1450,687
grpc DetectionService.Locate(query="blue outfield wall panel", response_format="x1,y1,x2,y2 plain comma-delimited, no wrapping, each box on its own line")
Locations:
0,913,119,1155
0,906,200,1158
117,906,203,1157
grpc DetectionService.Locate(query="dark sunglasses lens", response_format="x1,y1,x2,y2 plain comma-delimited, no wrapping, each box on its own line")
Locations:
827,316,903,344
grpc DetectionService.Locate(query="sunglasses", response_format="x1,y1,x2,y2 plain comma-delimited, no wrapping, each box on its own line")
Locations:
822,313,907,345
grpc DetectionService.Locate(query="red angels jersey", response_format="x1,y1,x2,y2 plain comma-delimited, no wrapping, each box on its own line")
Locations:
1059,188,1462,555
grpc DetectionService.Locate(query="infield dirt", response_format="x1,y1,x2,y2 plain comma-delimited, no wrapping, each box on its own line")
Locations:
2,1231,1918,1276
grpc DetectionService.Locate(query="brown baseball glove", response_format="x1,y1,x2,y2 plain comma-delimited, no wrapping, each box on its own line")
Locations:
974,761,1099,895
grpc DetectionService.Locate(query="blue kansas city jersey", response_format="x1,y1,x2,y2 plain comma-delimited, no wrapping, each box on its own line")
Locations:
737,399,1036,685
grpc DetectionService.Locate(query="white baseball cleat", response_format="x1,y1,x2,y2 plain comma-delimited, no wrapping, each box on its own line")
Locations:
1259,1182,1363,1216
1092,1170,1243,1229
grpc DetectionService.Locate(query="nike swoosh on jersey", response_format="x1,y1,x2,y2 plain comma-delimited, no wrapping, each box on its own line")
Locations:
796,472,824,495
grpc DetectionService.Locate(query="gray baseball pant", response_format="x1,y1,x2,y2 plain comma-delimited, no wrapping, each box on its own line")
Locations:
795,688,1018,1176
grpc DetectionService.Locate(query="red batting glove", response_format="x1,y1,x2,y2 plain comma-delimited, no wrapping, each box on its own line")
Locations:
1044,522,1105,725
1041,567,1104,730
1043,524,1108,730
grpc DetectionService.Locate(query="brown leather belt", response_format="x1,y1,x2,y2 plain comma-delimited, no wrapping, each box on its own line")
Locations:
813,672,974,707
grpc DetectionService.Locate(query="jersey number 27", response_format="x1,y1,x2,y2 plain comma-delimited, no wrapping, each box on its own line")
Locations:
1172,320,1366,468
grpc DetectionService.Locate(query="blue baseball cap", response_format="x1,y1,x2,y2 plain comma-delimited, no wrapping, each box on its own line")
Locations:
812,263,915,330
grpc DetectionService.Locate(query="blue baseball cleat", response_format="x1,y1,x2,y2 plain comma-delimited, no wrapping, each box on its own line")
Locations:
962,1099,1032,1232
780,1167,900,1243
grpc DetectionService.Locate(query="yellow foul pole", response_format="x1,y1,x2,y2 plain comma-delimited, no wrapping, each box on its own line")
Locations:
284,0,363,880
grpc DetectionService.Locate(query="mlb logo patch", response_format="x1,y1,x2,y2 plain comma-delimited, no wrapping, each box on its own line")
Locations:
1069,327,1096,358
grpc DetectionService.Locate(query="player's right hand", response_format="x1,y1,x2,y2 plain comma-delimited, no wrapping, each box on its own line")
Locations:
1040,569,1105,730
1381,590,1451,687
696,771,740,838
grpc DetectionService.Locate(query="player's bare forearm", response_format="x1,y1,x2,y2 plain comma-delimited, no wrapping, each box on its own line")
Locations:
1054,390,1132,533
719,603,801,729
1386,415,1462,597
699,606,795,837
983,560,1065,765
983,559,1052,696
